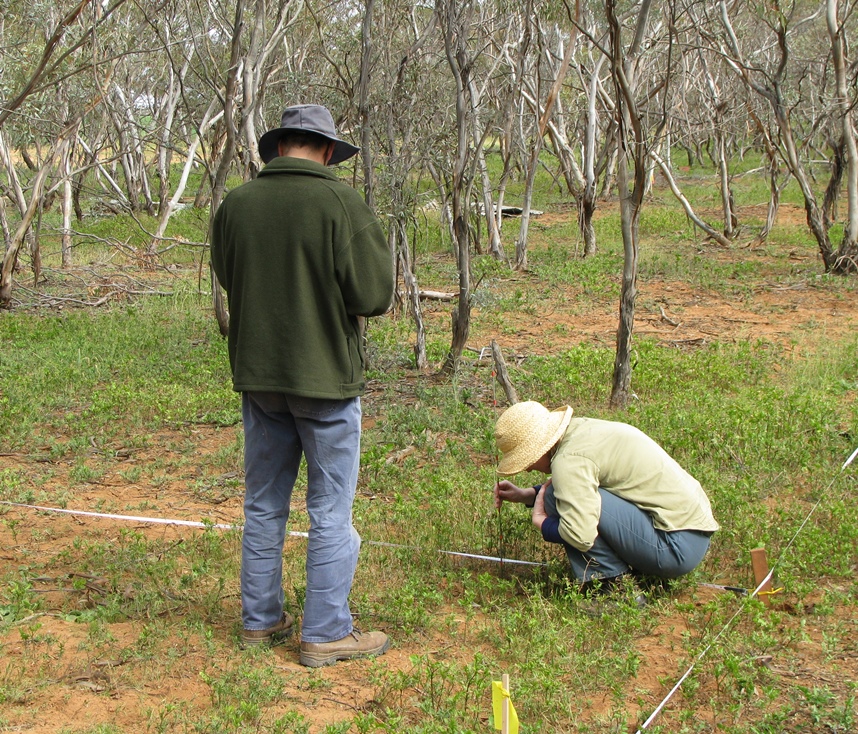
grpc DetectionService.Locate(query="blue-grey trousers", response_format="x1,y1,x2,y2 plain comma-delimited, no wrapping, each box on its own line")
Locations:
241,391,361,643
543,484,712,582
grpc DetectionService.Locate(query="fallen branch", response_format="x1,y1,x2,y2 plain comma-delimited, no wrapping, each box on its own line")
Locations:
659,305,680,326
419,289,457,301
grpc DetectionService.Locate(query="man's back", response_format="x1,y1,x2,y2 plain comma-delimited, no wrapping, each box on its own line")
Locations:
211,157,393,399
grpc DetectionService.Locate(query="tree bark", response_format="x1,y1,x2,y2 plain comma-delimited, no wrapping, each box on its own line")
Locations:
359,0,375,209
826,0,858,272
209,0,246,336
396,222,428,369
439,0,473,374
608,0,655,409
1,139,68,307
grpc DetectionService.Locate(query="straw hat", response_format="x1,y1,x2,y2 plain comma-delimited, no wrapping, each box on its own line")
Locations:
495,401,573,476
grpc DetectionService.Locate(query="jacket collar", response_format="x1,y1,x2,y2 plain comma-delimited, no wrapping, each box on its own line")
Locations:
257,156,338,180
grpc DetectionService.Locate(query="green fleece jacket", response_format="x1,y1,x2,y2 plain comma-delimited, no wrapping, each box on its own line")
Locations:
210,157,393,398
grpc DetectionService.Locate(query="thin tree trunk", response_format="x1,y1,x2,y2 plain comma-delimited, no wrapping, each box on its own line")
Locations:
514,140,540,270
0,191,10,250
827,0,858,272
756,150,784,245
439,0,472,373
0,130,37,256
716,129,736,237
608,0,654,409
150,103,222,252
746,104,782,244
582,54,606,256
156,53,190,215
1,139,67,307
110,84,143,212
822,137,845,231
396,221,428,369
359,0,375,209
209,0,246,337
611,147,639,408
60,135,75,267
474,142,504,260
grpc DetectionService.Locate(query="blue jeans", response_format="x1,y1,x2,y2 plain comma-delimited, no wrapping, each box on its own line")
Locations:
543,484,712,582
241,391,361,643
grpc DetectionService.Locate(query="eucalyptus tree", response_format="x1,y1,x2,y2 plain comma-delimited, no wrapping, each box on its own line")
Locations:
436,0,476,372
135,9,195,218
371,0,441,369
826,0,858,271
696,46,740,238
139,5,210,252
604,0,674,408
464,8,513,261
0,0,138,306
106,75,156,215
513,5,578,269
0,119,85,306
575,42,610,256
717,0,857,274
671,3,781,244
0,0,132,130
609,3,731,249
561,0,625,257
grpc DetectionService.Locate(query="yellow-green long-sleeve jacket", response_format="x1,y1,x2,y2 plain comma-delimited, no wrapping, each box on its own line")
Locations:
549,418,720,551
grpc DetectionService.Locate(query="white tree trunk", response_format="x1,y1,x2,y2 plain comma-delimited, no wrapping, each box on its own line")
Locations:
827,0,858,252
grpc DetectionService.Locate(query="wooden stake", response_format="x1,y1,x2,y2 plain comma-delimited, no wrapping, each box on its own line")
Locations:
502,673,510,734
750,547,773,606
491,340,519,406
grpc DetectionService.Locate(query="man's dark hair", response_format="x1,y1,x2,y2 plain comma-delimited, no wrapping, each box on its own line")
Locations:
278,130,329,154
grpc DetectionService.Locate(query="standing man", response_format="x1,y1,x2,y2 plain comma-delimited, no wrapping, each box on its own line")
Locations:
211,104,394,666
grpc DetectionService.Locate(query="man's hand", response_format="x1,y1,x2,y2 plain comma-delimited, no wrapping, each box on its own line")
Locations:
531,483,548,530
494,480,535,509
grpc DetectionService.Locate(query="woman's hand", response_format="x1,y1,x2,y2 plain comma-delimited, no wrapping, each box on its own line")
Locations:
531,483,548,530
494,480,536,509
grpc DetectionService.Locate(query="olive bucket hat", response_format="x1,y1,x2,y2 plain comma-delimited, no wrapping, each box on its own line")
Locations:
495,401,573,476
257,104,360,165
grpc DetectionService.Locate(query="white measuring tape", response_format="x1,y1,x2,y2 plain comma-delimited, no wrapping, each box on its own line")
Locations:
0,501,545,567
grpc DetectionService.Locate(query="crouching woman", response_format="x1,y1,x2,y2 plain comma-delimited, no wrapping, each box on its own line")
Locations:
493,401,719,587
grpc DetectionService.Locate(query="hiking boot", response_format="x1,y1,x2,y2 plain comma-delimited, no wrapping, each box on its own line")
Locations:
580,575,647,617
299,630,390,668
240,612,295,649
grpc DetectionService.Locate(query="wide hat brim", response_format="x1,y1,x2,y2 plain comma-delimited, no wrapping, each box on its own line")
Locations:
496,405,573,476
257,127,359,165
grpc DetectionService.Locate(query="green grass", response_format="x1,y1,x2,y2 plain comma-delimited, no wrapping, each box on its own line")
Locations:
0,294,235,450
0,156,856,732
